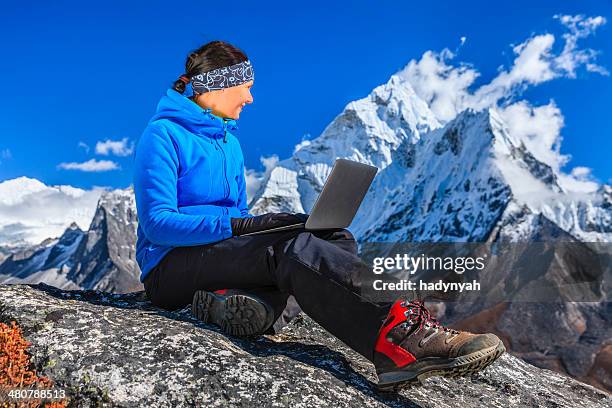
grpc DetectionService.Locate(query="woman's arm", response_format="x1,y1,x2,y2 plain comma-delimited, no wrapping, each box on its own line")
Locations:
133,125,233,246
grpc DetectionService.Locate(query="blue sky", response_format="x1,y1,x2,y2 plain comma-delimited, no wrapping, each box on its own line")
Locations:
0,0,610,189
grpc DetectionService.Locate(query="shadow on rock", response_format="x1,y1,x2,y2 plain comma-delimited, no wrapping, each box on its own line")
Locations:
31,282,420,408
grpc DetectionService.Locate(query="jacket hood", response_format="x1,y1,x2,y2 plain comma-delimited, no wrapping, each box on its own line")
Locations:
149,89,238,137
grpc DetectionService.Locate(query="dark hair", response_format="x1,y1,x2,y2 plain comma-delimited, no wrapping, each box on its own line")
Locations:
173,40,249,94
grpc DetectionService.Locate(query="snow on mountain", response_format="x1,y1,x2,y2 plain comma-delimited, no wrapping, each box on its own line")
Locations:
250,79,611,245
353,108,611,243
513,185,612,243
0,187,141,293
250,74,440,215
487,108,610,243
0,222,84,289
0,176,105,247
352,109,508,242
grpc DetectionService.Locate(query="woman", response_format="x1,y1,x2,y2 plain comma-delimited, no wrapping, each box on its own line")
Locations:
133,40,505,391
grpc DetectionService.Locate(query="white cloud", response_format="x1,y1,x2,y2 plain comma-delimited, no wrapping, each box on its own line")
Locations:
558,166,599,193
493,98,600,197
557,169,600,193
57,159,120,172
245,155,279,203
554,14,608,77
0,176,106,246
78,141,90,154
571,166,593,178
399,14,607,121
260,155,280,171
471,34,557,110
293,133,313,154
398,14,607,192
497,100,567,171
95,137,134,157
399,48,479,122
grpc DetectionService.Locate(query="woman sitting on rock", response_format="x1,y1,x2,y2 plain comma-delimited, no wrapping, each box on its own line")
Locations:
132,39,505,391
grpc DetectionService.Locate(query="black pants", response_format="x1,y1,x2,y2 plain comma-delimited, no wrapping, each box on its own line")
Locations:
143,228,392,361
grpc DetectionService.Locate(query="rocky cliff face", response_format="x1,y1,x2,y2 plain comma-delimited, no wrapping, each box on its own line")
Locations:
0,283,609,407
65,188,140,293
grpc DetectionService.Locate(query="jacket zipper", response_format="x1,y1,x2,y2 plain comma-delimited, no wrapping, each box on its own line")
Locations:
223,118,228,143
215,135,230,199
204,111,231,200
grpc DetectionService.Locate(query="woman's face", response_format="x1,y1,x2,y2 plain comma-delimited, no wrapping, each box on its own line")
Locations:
194,80,254,120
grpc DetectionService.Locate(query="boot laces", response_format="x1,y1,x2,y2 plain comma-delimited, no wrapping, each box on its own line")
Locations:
400,300,459,336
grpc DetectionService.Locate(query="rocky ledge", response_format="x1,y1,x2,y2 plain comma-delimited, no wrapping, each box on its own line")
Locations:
0,283,610,407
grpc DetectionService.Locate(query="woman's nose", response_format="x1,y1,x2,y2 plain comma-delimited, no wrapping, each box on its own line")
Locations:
245,90,254,104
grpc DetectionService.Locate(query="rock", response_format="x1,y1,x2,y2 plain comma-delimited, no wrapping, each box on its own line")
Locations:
0,283,609,407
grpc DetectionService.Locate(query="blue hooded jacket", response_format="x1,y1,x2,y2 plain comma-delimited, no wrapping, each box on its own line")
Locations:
133,88,254,282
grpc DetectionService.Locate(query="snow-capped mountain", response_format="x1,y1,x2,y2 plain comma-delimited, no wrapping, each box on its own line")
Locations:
250,76,611,246
0,222,84,289
355,107,611,244
0,187,141,293
250,74,440,215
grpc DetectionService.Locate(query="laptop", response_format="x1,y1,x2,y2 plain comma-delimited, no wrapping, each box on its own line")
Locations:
241,158,378,236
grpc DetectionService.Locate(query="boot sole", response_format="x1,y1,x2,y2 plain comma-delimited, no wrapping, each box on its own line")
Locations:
377,340,506,391
191,290,275,337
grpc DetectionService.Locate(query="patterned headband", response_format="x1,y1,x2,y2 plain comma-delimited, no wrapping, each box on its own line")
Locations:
180,60,254,95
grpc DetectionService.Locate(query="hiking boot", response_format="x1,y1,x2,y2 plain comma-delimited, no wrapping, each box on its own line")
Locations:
192,289,275,337
374,299,505,391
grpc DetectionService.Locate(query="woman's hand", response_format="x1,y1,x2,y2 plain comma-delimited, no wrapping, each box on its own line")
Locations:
230,212,309,236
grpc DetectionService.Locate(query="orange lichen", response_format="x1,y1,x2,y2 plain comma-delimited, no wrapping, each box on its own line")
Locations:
0,320,67,408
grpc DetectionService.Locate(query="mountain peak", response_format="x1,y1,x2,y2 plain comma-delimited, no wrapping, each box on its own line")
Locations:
67,222,81,231
251,71,444,214
291,72,440,170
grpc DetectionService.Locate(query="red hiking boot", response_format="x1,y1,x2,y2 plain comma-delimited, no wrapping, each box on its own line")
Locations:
374,299,505,391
